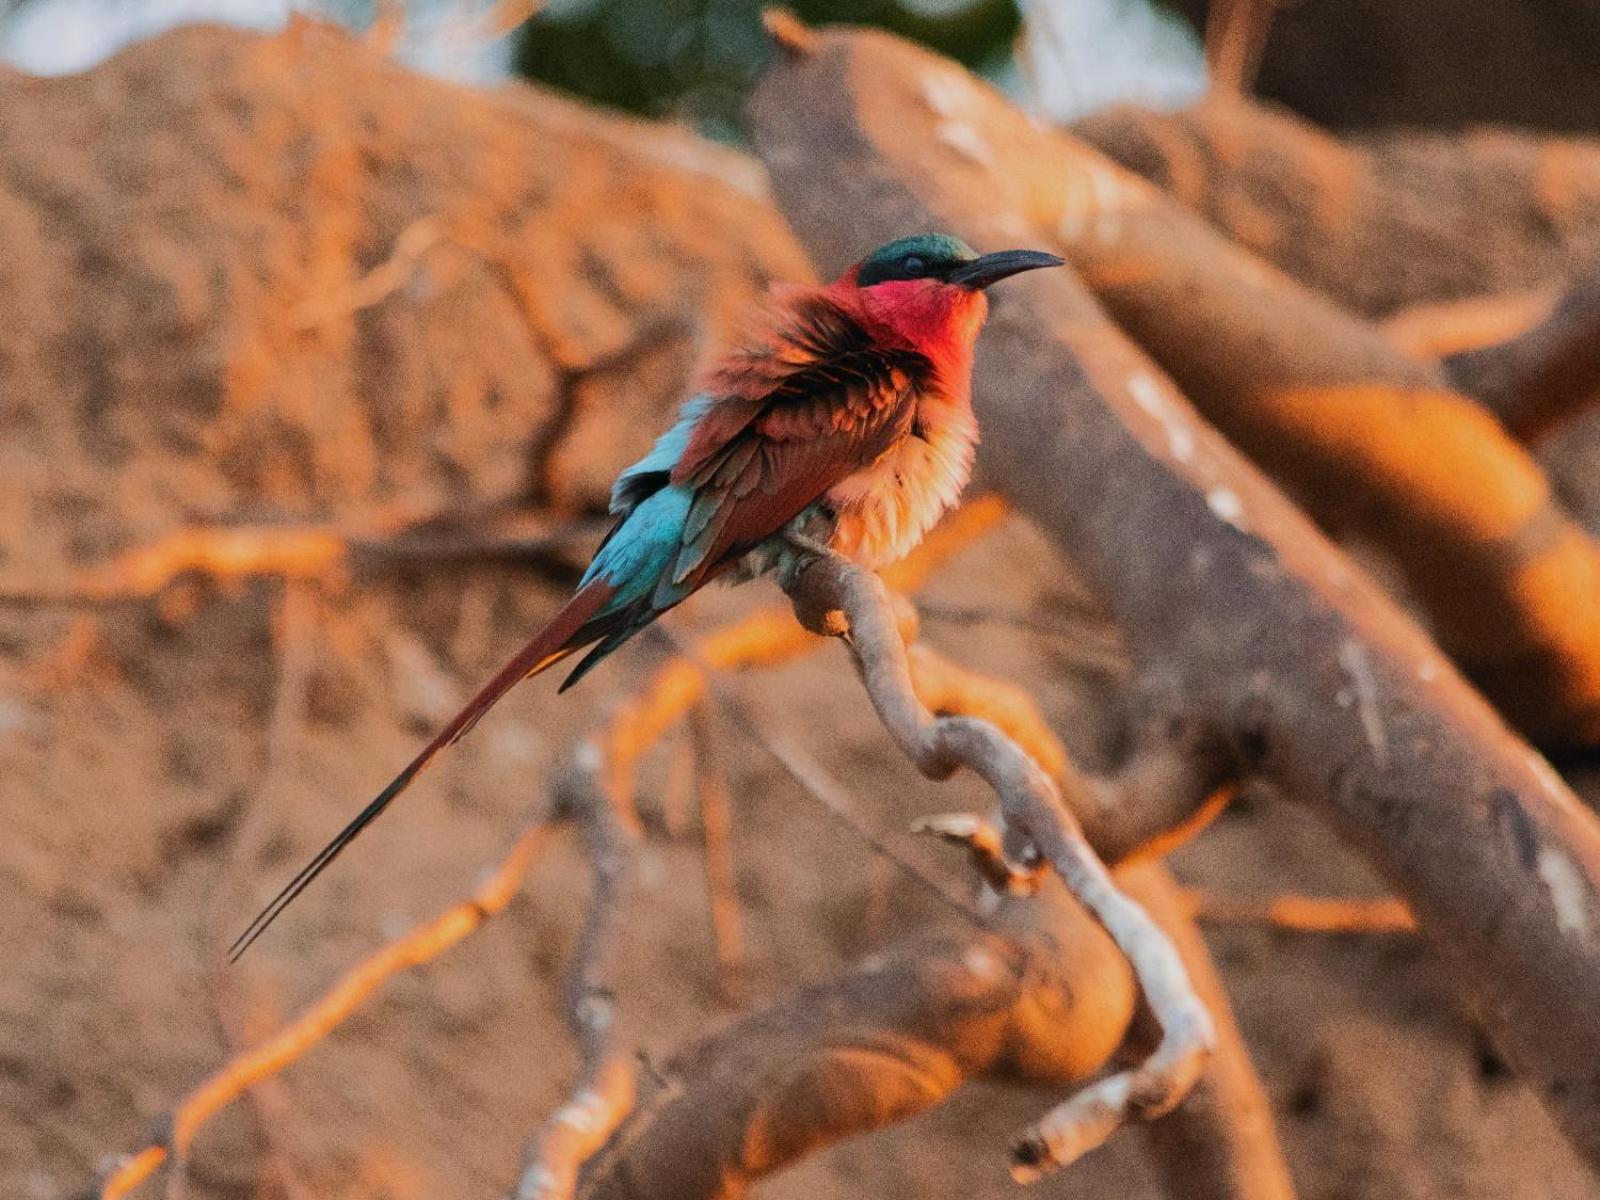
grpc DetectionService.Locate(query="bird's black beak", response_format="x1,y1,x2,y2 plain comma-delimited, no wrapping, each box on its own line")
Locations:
947,249,1064,290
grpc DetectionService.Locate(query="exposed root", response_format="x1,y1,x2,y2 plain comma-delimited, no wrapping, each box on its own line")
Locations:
1186,889,1418,934
97,824,558,1200
0,513,603,607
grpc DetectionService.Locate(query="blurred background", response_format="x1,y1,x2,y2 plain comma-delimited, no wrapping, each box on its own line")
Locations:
6,0,1600,137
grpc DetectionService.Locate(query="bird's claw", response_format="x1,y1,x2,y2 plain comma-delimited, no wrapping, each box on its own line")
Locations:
776,531,840,590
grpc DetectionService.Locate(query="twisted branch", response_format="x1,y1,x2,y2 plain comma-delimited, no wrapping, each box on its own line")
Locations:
780,547,1215,1177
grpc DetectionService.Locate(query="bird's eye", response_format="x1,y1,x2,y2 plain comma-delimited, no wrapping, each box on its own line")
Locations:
902,255,927,277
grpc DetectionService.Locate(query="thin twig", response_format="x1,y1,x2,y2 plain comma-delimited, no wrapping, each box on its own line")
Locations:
917,601,1128,673
743,722,981,920
688,702,744,989
512,755,638,1200
291,216,448,330
1205,0,1282,94
1186,889,1417,935
1443,265,1600,440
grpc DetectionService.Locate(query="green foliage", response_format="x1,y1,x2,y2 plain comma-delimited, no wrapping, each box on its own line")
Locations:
513,0,1020,141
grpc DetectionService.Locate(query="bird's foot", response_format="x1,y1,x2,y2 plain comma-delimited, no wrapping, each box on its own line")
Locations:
776,531,843,591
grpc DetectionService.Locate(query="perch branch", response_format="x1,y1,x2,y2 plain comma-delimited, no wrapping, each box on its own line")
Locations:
907,642,1236,863
751,22,1600,1164
510,495,1005,1190
589,496,1006,826
780,549,1214,1177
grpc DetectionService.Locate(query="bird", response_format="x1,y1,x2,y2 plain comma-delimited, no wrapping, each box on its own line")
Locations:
230,232,1062,960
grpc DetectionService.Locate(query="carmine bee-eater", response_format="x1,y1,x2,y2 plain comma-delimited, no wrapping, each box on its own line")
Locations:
231,233,1062,958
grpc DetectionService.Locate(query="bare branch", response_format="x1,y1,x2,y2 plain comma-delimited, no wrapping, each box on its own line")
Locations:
1383,290,1557,359
1203,0,1282,95
688,702,745,988
0,512,605,607
1041,123,1600,746
908,641,1236,863
1071,97,1600,321
1187,889,1417,935
781,549,1214,1178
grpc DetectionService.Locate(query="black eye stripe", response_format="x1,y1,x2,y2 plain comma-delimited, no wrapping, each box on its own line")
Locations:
903,255,926,275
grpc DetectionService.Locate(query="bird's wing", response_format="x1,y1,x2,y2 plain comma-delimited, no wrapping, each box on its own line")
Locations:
663,293,928,592
228,295,925,959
